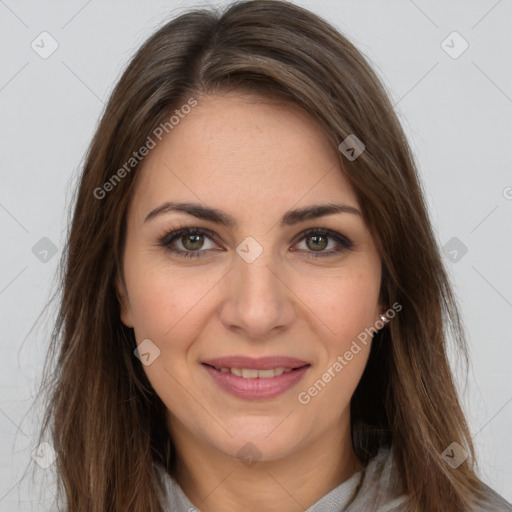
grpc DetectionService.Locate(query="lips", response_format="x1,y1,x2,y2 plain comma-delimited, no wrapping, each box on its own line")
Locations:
201,356,311,400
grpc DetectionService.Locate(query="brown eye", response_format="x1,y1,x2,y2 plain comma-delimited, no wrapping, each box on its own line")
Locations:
293,228,354,258
305,234,328,251
161,227,218,259
181,233,205,251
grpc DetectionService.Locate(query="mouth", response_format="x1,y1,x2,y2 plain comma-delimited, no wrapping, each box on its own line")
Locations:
201,356,311,400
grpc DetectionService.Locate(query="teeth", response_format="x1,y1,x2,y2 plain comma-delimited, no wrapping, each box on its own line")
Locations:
257,369,276,378
214,366,294,378
241,368,259,378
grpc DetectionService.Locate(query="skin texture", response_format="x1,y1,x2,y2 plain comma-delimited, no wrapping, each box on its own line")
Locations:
118,92,383,512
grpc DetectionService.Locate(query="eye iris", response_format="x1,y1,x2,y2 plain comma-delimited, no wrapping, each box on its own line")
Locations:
182,234,204,251
306,234,328,251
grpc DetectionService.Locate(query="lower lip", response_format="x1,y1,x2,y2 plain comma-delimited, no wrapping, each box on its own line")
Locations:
202,364,310,400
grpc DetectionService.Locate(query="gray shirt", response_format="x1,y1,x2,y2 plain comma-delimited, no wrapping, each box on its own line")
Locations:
155,446,512,511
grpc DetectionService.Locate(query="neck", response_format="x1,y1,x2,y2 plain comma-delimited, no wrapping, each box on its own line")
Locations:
169,418,362,512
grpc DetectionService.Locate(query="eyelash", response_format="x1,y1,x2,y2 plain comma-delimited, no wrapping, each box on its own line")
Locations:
159,224,354,260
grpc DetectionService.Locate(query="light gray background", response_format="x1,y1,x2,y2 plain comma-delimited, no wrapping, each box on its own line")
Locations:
1,0,511,510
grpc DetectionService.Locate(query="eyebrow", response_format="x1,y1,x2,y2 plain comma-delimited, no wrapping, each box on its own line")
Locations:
144,201,361,227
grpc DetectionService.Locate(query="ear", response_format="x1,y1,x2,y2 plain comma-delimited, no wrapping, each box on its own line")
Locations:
116,273,134,328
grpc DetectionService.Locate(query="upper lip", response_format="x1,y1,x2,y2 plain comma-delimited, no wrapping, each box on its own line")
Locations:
202,356,310,370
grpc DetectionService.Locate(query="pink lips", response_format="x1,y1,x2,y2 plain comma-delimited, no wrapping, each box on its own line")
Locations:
201,356,311,400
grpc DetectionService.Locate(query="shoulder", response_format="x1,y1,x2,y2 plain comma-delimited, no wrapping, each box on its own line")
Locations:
349,446,512,512
473,483,512,512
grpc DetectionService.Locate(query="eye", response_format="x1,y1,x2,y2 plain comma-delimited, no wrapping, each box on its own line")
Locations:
159,226,353,259
160,227,220,259
292,228,353,258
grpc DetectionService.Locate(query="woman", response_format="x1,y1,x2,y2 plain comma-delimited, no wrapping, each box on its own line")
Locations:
38,1,511,510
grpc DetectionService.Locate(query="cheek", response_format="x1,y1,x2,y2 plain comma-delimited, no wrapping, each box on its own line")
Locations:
127,275,180,338
124,251,181,328
296,272,378,416
125,265,211,400
124,259,222,346
306,269,381,343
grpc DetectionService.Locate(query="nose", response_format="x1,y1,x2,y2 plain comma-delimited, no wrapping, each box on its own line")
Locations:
217,246,296,340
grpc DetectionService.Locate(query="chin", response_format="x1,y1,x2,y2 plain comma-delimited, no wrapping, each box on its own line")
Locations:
211,416,306,462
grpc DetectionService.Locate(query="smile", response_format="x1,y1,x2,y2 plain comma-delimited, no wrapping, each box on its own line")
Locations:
201,356,311,400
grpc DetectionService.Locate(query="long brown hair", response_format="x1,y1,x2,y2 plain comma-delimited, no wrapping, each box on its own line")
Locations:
38,1,487,510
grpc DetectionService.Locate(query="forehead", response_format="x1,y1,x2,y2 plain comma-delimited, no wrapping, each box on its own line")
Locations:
129,92,359,222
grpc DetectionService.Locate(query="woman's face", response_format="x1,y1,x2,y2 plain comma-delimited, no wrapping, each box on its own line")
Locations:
118,92,382,464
